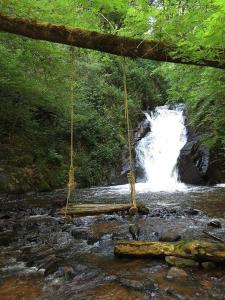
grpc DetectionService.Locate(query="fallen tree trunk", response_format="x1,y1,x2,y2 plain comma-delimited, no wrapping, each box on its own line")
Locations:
0,13,224,70
114,240,225,262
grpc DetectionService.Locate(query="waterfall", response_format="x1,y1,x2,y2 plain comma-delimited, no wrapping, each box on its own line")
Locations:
135,105,187,192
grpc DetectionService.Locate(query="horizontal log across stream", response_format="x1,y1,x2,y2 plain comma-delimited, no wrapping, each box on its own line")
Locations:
114,240,225,262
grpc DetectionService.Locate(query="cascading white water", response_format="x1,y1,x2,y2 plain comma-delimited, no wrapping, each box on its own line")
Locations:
135,105,187,192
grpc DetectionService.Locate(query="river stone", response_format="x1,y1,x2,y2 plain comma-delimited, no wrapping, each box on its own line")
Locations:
138,205,149,215
184,208,200,215
129,223,140,240
165,256,199,268
201,261,216,270
0,230,14,246
166,267,189,280
71,227,89,239
159,232,181,242
208,220,221,228
119,278,144,290
177,139,210,185
62,266,75,280
165,288,186,300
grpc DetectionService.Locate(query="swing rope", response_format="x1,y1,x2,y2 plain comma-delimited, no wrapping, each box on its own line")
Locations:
122,57,137,209
64,47,76,218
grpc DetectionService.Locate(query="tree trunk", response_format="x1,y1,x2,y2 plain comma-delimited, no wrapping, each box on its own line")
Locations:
114,240,225,262
0,14,224,70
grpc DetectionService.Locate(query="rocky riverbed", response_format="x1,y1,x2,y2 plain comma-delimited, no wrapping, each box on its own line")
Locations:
0,185,225,300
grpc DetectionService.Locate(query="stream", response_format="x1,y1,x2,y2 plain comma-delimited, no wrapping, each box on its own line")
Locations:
0,185,225,300
0,105,224,299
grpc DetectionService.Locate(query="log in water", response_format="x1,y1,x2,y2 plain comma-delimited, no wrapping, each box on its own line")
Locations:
114,240,225,262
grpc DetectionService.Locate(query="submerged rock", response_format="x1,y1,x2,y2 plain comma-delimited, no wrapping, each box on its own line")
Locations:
208,220,222,228
137,204,149,215
71,227,89,239
129,223,140,240
184,208,200,216
201,261,216,270
0,230,14,246
159,231,181,242
166,267,189,280
165,256,199,268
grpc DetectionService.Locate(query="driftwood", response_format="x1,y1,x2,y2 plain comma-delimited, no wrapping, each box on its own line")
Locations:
61,203,132,216
114,240,225,262
0,13,224,70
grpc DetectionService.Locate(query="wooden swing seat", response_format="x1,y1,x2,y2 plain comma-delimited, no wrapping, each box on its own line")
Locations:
61,203,132,216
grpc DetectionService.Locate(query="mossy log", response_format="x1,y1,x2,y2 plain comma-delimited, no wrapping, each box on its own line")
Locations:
114,240,225,262
0,13,224,70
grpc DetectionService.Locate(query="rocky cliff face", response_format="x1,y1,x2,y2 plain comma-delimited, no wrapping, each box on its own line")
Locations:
109,112,150,185
177,136,211,185
177,124,224,185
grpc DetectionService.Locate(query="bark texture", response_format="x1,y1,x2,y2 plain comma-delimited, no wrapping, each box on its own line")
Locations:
61,203,132,216
114,240,225,262
0,14,224,69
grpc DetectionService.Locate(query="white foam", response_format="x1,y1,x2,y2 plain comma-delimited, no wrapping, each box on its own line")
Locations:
135,105,187,192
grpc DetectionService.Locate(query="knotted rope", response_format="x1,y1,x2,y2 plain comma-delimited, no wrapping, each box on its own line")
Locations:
122,57,137,209
64,47,77,218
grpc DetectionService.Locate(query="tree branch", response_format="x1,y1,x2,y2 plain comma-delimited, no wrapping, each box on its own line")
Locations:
0,13,224,69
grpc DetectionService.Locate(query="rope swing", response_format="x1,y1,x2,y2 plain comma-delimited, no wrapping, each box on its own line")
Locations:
64,47,77,218
122,57,137,210
62,51,139,218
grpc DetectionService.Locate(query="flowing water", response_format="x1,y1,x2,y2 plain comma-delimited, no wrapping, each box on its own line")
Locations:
0,105,225,299
135,105,187,192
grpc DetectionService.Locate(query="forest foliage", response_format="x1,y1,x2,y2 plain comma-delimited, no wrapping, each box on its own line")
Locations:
0,0,224,192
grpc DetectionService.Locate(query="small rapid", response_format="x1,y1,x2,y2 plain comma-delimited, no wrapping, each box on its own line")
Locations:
135,105,187,192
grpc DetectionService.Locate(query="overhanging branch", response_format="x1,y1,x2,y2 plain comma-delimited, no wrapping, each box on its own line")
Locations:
0,13,224,69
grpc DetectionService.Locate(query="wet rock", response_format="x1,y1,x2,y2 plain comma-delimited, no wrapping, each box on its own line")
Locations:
52,197,66,207
24,247,55,266
0,212,11,219
129,223,140,240
138,204,149,215
87,234,100,245
166,267,189,280
112,232,130,241
129,207,139,216
165,256,199,268
208,220,221,228
104,275,117,282
119,278,145,291
43,255,63,276
27,235,38,243
159,231,181,242
0,172,10,193
62,266,75,280
184,208,200,215
71,227,89,239
165,288,186,300
177,139,210,185
149,207,180,218
201,261,216,270
0,230,14,246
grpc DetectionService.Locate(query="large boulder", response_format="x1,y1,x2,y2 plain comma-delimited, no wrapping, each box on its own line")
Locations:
177,138,210,185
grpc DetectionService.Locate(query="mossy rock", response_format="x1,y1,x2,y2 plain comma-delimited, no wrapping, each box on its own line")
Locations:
165,256,199,267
